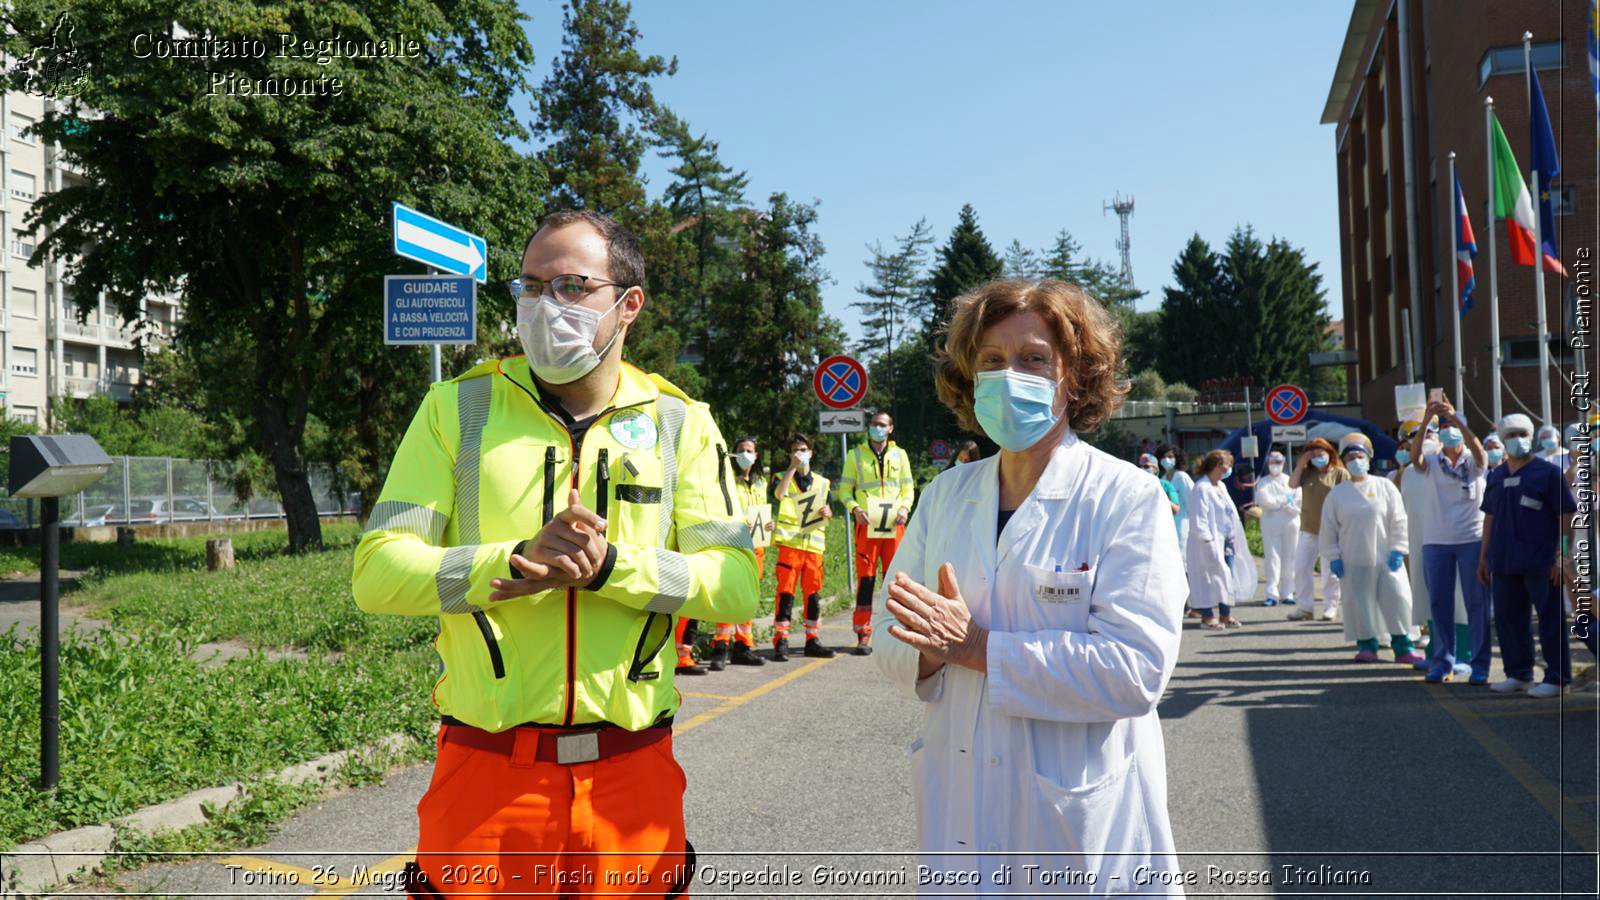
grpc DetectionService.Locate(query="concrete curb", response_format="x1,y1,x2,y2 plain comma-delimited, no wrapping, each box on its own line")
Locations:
1,732,417,898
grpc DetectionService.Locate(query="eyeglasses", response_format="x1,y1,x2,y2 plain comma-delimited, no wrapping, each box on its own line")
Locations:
508,273,626,305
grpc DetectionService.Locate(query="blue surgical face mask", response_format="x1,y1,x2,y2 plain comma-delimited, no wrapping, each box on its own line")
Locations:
1440,427,1464,448
1506,436,1534,458
1311,453,1329,469
1486,448,1506,465
973,369,1062,452
1394,449,1411,466
868,425,888,442
1219,466,1233,480
1346,457,1370,477
1540,436,1558,451
1161,457,1175,471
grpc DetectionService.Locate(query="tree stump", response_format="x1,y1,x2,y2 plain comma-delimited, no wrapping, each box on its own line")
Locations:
206,538,235,572
116,527,135,547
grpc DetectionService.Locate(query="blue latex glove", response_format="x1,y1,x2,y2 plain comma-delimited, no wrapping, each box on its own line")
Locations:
1330,559,1345,578
1387,550,1405,572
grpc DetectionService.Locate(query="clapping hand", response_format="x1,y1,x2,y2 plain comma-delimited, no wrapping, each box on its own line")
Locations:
885,563,987,673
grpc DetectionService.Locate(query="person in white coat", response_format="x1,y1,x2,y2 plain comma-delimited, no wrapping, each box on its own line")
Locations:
875,279,1186,897
1253,450,1300,607
1320,433,1425,664
1186,449,1246,629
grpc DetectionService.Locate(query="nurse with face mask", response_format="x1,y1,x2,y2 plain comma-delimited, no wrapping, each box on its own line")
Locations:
1288,438,1347,622
1254,450,1301,607
874,279,1185,896
1320,433,1421,663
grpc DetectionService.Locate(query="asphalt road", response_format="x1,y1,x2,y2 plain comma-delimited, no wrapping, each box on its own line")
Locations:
93,578,1599,898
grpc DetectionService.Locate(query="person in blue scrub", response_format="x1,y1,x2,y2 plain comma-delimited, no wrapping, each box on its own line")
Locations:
1480,413,1578,698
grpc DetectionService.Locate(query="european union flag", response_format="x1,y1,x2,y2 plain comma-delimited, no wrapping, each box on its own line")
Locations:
1529,66,1562,269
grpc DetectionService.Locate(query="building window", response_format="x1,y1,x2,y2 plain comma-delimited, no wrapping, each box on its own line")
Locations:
8,112,34,145
1502,336,1576,367
11,406,38,425
1479,41,1564,85
9,170,34,201
11,346,37,377
12,287,37,317
10,230,34,258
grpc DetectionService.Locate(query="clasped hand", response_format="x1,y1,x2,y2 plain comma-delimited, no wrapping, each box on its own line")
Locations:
885,563,988,673
489,489,608,601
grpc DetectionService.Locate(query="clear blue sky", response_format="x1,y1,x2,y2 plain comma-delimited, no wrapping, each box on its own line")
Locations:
516,0,1353,337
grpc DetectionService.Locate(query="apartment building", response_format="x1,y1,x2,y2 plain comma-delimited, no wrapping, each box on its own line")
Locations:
0,89,180,427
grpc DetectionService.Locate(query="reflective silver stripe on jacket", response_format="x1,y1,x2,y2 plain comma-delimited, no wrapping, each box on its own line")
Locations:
656,395,687,544
436,544,477,614
677,519,754,554
644,547,691,613
364,500,447,544
452,376,493,546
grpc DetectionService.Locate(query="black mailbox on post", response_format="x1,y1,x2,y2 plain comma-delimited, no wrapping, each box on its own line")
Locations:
10,434,111,790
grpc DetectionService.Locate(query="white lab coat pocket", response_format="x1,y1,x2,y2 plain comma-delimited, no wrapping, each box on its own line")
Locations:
1023,563,1094,632
1031,756,1152,892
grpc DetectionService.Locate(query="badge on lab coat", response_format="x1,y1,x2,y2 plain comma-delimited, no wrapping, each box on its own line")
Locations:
865,497,900,538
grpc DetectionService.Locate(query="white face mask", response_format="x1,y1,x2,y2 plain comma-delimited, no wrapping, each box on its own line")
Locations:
733,451,756,470
793,450,812,468
1268,463,1283,475
517,293,625,385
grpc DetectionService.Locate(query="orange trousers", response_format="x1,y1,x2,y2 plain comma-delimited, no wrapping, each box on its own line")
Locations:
411,727,693,897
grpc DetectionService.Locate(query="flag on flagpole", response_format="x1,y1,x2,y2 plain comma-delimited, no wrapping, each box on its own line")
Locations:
1489,112,1566,275
1528,66,1567,275
1589,0,1600,125
1454,176,1477,316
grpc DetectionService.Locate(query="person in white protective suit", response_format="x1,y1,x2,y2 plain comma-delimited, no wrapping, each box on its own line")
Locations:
874,279,1185,897
1320,433,1425,664
1185,448,1256,629
1253,450,1300,607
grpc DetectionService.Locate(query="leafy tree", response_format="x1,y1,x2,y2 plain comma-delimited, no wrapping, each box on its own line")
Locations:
6,0,546,550
534,0,676,214
1157,235,1229,387
1002,239,1040,279
1120,308,1163,375
1127,370,1167,401
49,394,216,458
854,219,933,419
702,194,842,469
1166,382,1199,403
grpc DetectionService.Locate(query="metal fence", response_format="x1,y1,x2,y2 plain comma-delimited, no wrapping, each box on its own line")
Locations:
0,456,359,529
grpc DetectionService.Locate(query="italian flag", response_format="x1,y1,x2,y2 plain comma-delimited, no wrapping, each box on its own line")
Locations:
1490,112,1566,274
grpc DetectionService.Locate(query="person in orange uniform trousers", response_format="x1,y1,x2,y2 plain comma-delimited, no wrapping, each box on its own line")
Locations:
771,433,837,661
354,210,757,897
836,411,916,655
708,436,772,669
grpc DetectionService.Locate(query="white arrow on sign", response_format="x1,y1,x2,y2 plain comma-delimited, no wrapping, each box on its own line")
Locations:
396,217,484,274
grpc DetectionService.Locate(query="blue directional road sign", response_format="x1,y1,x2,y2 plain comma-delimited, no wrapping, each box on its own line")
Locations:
392,202,488,283
384,275,476,345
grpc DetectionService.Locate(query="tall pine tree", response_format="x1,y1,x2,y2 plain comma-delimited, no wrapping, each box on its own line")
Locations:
1002,239,1040,279
925,204,1004,339
1157,235,1229,387
855,219,933,418
534,0,676,214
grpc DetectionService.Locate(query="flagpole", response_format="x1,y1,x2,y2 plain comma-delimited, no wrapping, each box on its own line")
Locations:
1484,96,1502,424
1448,152,1464,405
1526,31,1554,427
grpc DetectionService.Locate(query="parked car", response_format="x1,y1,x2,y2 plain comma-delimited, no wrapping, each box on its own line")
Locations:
123,497,234,523
245,497,286,519
0,509,24,529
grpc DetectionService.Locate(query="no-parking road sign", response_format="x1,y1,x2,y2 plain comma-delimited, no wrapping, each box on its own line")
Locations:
814,356,869,410
1265,384,1309,425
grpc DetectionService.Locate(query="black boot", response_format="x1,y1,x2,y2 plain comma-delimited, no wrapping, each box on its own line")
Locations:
729,642,767,666
708,642,729,671
804,638,836,658
851,635,873,656
772,638,790,662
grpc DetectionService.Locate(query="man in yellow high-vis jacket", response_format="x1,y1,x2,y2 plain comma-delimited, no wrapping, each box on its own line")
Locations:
353,209,756,898
836,410,915,655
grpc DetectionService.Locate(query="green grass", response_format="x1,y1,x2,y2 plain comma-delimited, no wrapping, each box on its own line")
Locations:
0,628,438,850
0,524,363,580
1243,515,1264,558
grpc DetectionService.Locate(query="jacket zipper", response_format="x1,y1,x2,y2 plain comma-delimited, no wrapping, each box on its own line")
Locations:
596,449,611,522
563,430,580,725
542,447,557,524
715,444,733,515
471,610,506,679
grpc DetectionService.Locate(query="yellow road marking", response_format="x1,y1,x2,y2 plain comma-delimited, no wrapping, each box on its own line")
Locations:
1424,682,1597,851
1564,794,1600,805
311,850,415,897
219,855,321,885
1475,702,1599,718
676,655,839,735
679,690,741,700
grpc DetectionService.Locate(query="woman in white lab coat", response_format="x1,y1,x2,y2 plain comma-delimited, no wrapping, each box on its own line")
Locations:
1319,433,1423,664
1185,449,1247,629
1252,450,1300,607
875,279,1186,897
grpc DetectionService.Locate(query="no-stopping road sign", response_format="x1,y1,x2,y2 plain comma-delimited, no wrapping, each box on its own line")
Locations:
814,356,869,410
1265,384,1309,425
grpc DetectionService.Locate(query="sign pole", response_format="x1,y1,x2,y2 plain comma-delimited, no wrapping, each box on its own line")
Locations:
40,495,59,789
842,432,855,592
